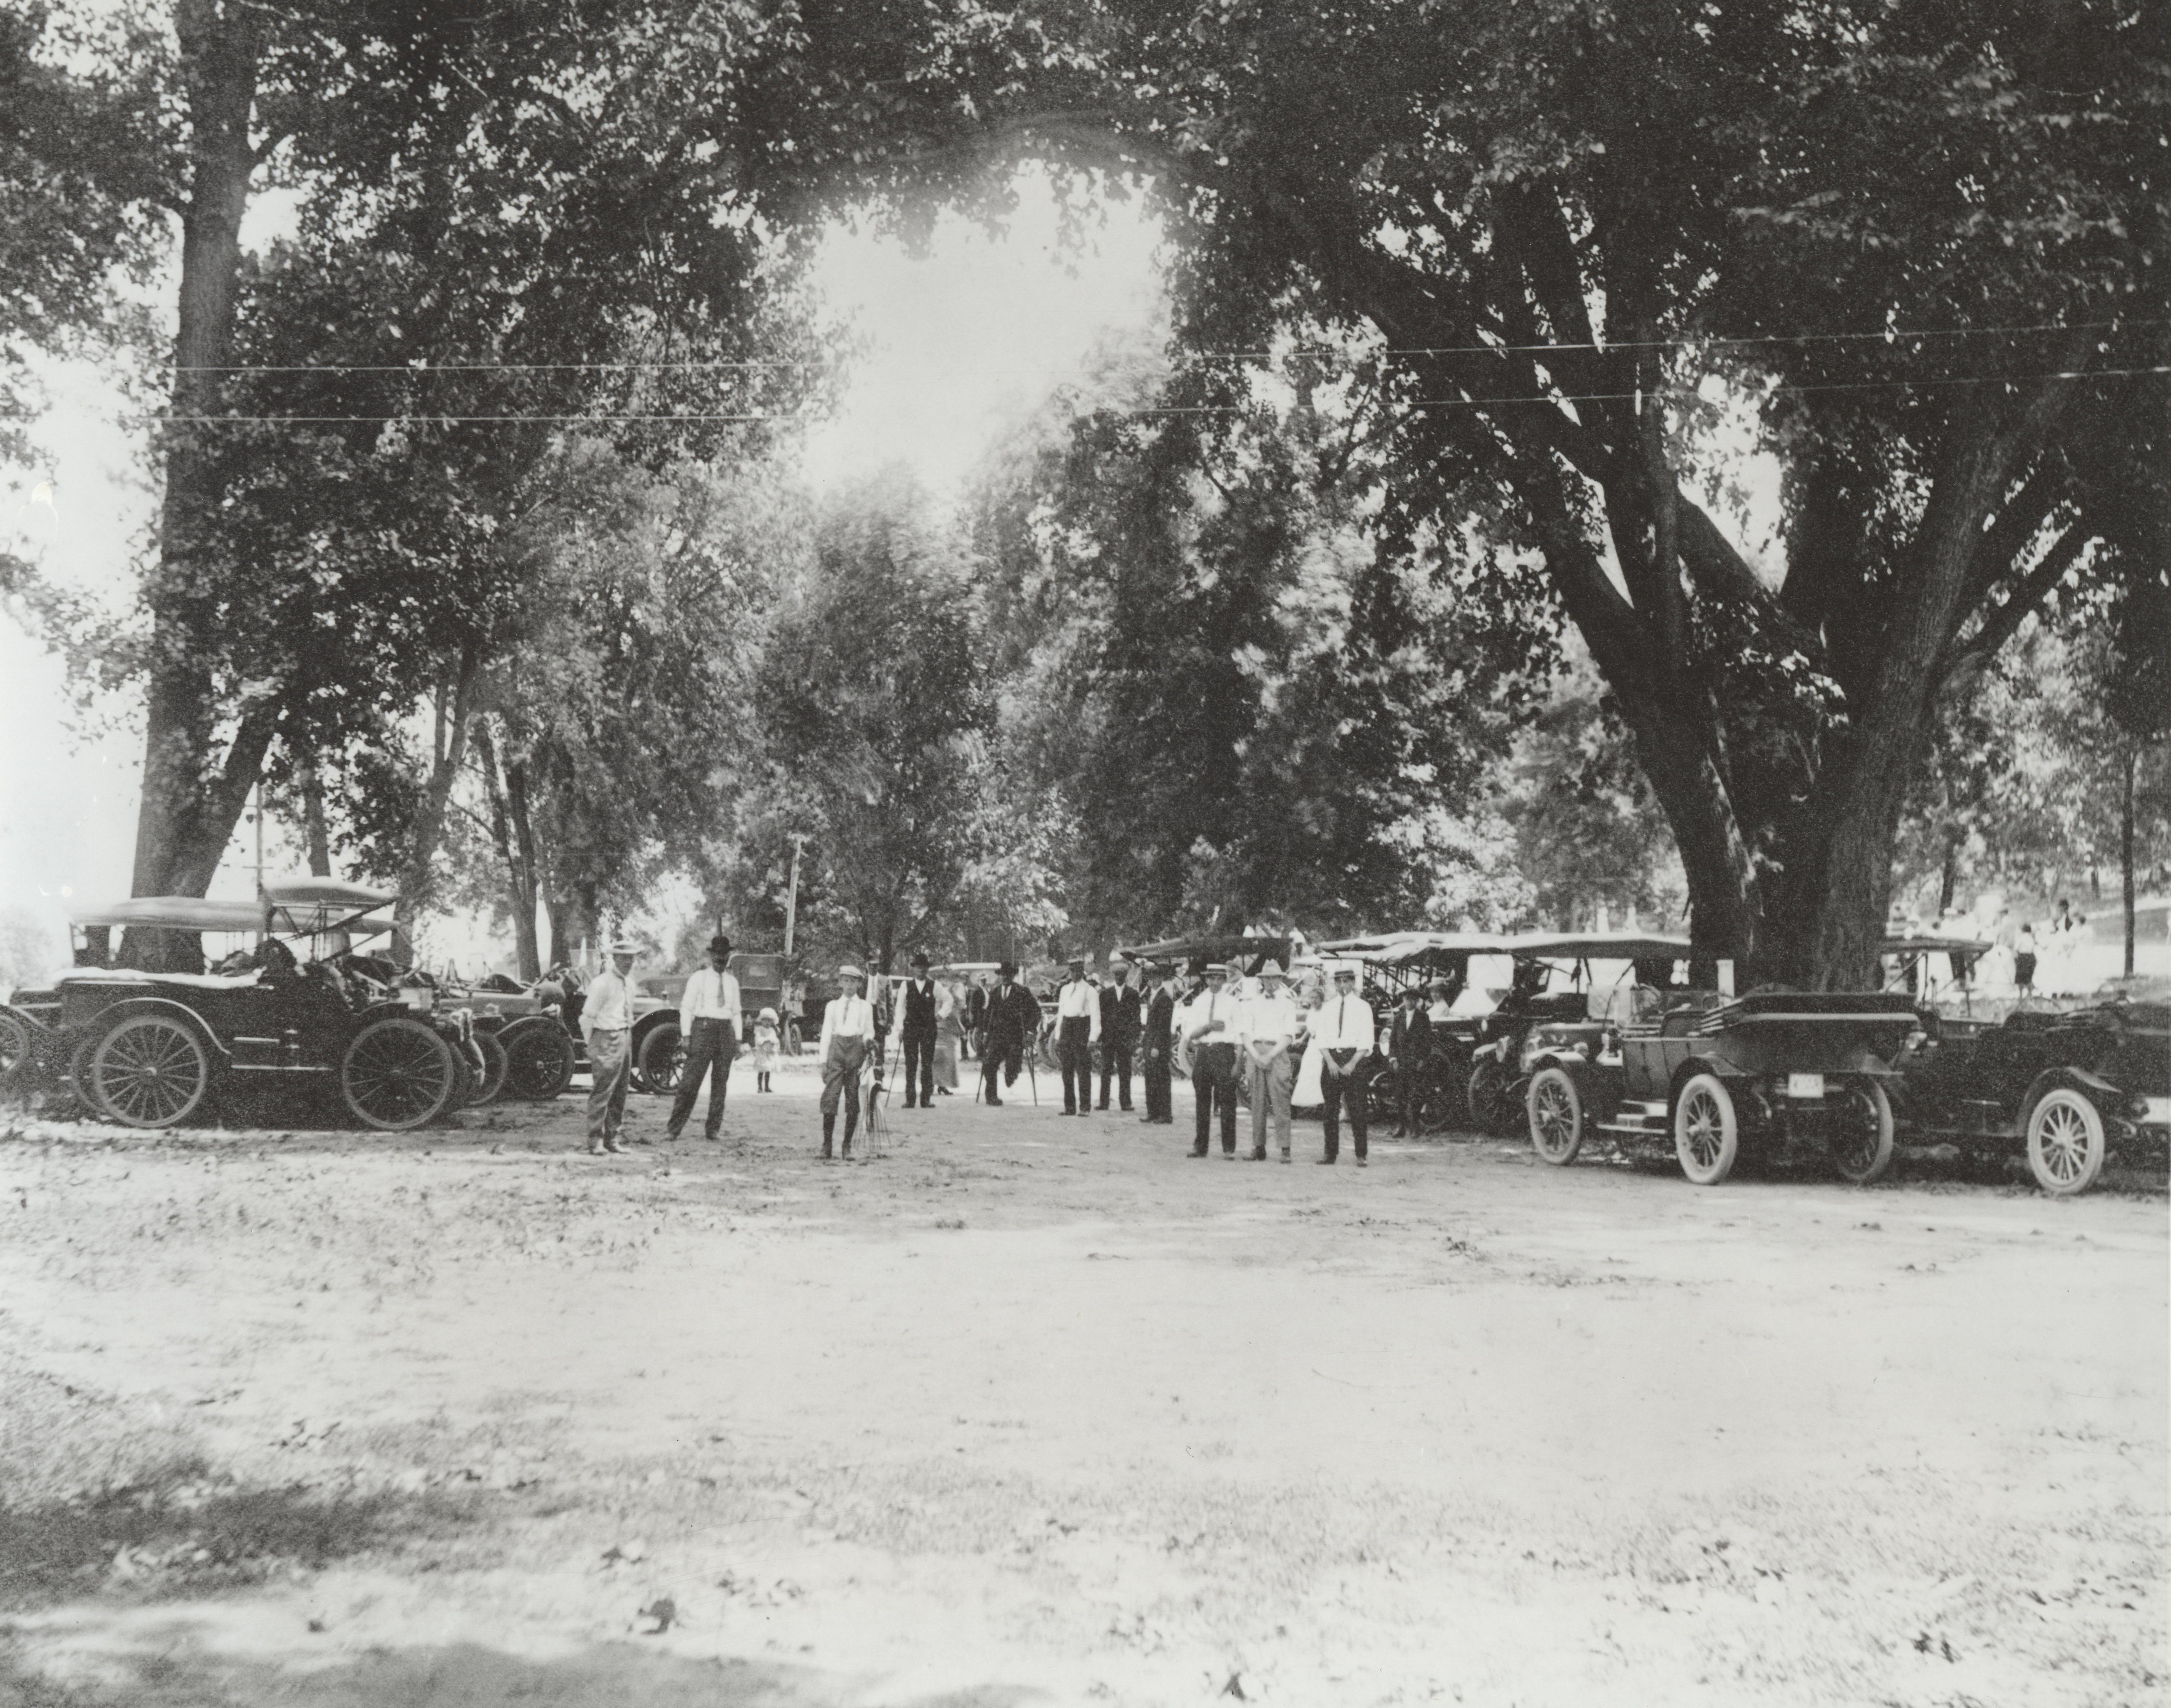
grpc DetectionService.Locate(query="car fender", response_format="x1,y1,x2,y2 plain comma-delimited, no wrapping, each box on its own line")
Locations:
77,997,230,1062
2021,1063,2122,1116
496,1014,564,1051
1666,1054,1751,1111
1,1001,56,1040
631,1009,678,1050
1530,1049,1614,1114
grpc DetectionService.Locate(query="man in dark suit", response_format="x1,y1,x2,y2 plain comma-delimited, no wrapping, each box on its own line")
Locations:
978,961,1041,1106
1388,986,1433,1137
1097,955,1144,1112
1140,964,1176,1123
897,951,939,1108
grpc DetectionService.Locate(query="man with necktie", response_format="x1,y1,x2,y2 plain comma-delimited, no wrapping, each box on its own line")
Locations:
1054,956,1101,1115
979,961,1040,1106
666,933,741,1143
1242,961,1303,1162
896,951,939,1109
817,965,878,1159
1140,963,1177,1124
1097,954,1144,1112
583,939,641,1155
1314,963,1377,1165
1182,961,1242,1158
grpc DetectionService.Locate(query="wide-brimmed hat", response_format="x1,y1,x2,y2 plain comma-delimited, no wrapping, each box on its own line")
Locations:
1258,962,1290,982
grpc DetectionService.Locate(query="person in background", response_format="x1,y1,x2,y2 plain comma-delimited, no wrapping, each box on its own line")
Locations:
666,933,741,1143
1054,956,1101,1116
964,973,989,1061
979,961,1040,1106
1387,985,1433,1139
1140,963,1177,1125
933,974,962,1096
1182,961,1242,1159
896,951,940,1109
1426,979,1456,1026
1312,963,1376,1167
817,965,879,1160
1097,954,1144,1113
583,939,641,1156
751,1006,781,1092
2014,921,2039,996
1242,961,1302,1163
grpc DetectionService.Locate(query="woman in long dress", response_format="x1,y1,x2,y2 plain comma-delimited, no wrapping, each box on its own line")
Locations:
933,977,963,1095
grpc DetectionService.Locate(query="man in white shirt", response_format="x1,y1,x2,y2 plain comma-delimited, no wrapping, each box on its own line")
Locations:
1312,963,1376,1166
583,939,641,1155
667,933,742,1143
1053,956,1101,1116
1242,961,1303,1163
1182,961,1242,1157
817,964,879,1160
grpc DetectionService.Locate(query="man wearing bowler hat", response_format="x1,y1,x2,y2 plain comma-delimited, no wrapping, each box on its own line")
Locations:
667,933,741,1142
1097,954,1143,1113
1140,963,1177,1124
1053,955,1100,1115
897,951,940,1109
979,961,1040,1106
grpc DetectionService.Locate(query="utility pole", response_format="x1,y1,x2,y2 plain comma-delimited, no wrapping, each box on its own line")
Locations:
783,835,807,958
250,779,265,895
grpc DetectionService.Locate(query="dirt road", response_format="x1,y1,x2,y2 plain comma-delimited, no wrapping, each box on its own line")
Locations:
2,1072,2163,1706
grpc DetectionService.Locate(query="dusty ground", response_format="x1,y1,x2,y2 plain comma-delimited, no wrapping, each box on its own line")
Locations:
0,1061,2164,1708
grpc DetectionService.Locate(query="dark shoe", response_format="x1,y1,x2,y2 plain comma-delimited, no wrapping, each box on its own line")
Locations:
587,1144,607,1156
1356,1155,1368,1167
630,1135,653,1146
988,1097,1003,1106
703,1131,720,1142
1096,1103,1109,1111
604,1141,626,1155
664,1130,683,1143
1188,1147,1208,1158
1316,1156,1336,1165
1250,1149,1266,1161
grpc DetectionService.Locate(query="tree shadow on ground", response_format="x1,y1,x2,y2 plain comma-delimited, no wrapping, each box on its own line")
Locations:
0,1640,1048,1708
0,1457,481,1612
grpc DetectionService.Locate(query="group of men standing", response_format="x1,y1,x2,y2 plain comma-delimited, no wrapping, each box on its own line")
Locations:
1178,959,1376,1165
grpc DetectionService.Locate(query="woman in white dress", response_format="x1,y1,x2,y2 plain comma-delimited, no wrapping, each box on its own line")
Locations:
933,977,962,1095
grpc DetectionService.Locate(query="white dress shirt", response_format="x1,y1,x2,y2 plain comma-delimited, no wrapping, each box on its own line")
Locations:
1055,977,1101,1040
1182,985,1236,1044
819,994,877,1058
678,966,742,1030
1312,993,1375,1054
1241,991,1303,1061
583,968,635,1035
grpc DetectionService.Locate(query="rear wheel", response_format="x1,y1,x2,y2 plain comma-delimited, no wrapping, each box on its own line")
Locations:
1673,1072,1738,1186
89,1014,212,1129
636,1023,685,1095
501,1023,576,1101
1829,1079,1895,1184
1527,1066,1584,1166
341,1017,458,1131
463,1032,509,1106
2026,1087,2106,1196
1466,1058,1515,1136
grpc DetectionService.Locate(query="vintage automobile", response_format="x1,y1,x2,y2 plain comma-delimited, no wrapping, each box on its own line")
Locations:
1,880,492,1131
1882,933,1999,1038
1459,931,1694,1135
1523,986,1919,1185
1890,982,2170,1195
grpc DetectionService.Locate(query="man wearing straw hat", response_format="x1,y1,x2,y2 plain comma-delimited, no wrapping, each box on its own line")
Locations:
1312,962,1377,1166
1181,961,1243,1158
583,939,642,1155
1241,960,1303,1162
817,964,879,1160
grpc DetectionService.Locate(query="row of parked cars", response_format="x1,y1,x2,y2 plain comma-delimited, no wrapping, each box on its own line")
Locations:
1315,929,2165,1197
0,882,770,1132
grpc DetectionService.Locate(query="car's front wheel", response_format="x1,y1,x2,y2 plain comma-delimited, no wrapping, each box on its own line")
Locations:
89,1013,212,1129
500,1022,576,1101
1466,1058,1516,1137
341,1017,458,1131
636,1023,685,1095
1527,1065,1584,1166
2026,1086,2106,1196
1673,1072,1738,1186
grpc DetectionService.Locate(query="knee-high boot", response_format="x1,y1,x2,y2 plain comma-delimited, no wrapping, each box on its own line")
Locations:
821,1114,835,1159
841,1107,858,1159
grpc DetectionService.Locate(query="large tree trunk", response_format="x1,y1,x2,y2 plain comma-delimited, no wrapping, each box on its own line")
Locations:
391,647,481,968
126,2,265,971
476,722,544,981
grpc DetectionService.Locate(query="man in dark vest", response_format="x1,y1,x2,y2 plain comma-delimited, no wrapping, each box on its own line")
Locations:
979,961,1041,1106
897,951,939,1108
1097,954,1144,1112
1387,985,1433,1137
1140,963,1176,1123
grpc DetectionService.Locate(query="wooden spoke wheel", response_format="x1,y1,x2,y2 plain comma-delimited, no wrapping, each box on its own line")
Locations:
500,1023,576,1101
340,1017,458,1131
2026,1087,2106,1197
1828,1079,1895,1184
1466,1058,1517,1137
1526,1065,1585,1166
636,1023,686,1095
89,1013,212,1129
462,1032,509,1107
0,1010,30,1093
1672,1072,1738,1186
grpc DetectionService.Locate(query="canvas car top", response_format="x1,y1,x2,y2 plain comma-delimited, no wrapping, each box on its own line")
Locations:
68,896,265,934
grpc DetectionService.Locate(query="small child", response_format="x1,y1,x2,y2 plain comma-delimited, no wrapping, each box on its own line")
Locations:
752,1006,780,1092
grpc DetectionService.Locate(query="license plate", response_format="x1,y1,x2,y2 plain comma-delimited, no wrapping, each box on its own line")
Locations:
1786,1073,1825,1099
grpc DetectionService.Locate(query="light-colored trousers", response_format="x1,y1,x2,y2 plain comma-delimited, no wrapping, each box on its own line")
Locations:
1248,1049,1295,1156
586,1027,632,1141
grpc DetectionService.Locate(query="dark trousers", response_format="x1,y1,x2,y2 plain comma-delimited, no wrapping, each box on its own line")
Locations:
980,1044,1021,1103
1143,1046,1172,1120
1192,1042,1239,1153
1395,1057,1424,1132
667,1018,736,1139
1321,1059,1370,1160
1058,1017,1093,1112
1098,1041,1134,1110
901,1031,935,1106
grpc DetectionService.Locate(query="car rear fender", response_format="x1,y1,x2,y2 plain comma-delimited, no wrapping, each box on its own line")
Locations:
631,1010,678,1050
81,997,230,1062
2022,1063,2122,1115
1,1001,56,1040
1534,1050,1619,1117
496,1014,564,1050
